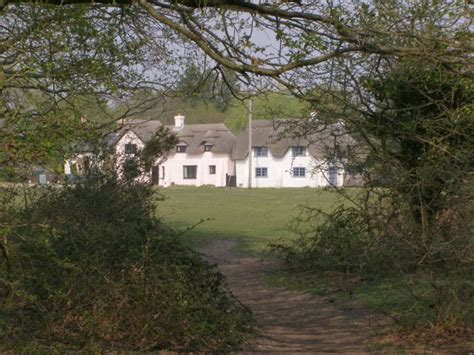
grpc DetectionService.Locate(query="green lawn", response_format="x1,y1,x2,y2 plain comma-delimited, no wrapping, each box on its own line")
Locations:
156,186,343,254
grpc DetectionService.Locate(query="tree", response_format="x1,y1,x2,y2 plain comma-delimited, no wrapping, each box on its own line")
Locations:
0,3,183,177
2,1,470,89
225,91,310,131
362,59,473,224
176,63,239,112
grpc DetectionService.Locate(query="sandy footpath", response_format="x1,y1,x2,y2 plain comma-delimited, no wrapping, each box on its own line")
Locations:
201,240,388,353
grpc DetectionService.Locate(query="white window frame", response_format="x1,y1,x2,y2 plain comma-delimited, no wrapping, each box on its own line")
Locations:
204,144,213,152
292,167,306,177
292,146,306,157
183,165,197,179
255,167,268,178
124,143,137,154
209,165,216,174
176,144,187,153
254,146,268,157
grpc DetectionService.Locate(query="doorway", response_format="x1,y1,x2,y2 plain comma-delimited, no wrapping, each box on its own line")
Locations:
151,166,159,185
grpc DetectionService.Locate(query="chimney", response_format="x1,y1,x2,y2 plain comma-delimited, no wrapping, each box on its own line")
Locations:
174,113,185,131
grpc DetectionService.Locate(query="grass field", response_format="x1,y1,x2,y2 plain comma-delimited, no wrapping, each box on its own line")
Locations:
156,186,344,254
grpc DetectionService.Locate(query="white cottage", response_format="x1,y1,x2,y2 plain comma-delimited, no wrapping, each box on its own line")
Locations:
65,116,360,188
233,120,351,188
157,114,237,187
107,115,236,187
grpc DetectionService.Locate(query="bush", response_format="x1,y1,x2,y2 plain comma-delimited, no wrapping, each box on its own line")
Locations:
0,173,253,352
270,187,473,330
271,194,415,276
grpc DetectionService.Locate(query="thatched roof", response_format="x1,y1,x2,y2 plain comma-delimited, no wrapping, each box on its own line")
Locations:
106,119,163,146
232,119,353,160
165,123,237,155
108,119,236,155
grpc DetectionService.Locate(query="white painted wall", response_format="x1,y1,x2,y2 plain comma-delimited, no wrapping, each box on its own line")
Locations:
235,148,345,188
114,130,235,187
158,151,234,187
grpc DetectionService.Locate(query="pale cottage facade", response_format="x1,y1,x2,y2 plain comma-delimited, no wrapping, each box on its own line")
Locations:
107,115,236,187
158,115,237,187
233,120,349,188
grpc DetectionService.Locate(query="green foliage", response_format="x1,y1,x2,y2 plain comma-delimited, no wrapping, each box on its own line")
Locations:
176,64,239,112
270,193,411,276
117,126,178,183
362,60,474,222
0,111,101,181
0,174,253,352
0,3,173,179
225,92,311,132
270,186,473,329
121,156,142,182
114,90,310,132
141,126,179,170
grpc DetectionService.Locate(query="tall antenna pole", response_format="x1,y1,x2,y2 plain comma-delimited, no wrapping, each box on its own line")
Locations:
247,97,252,189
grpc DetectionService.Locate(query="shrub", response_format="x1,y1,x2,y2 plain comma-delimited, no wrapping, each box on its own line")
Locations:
270,186,473,329
0,173,253,352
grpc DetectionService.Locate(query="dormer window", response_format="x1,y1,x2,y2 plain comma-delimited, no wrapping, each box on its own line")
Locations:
254,146,268,157
292,146,306,157
204,144,213,152
125,143,137,154
176,144,187,153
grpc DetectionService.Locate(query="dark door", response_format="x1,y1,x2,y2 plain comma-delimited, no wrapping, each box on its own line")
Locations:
151,166,159,185
226,174,236,187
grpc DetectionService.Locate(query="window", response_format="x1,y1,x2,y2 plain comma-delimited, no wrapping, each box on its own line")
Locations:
161,166,165,179
255,167,268,178
209,165,216,174
176,144,187,153
292,146,306,157
183,165,197,179
292,167,306,177
125,143,137,154
254,146,268,157
204,144,213,152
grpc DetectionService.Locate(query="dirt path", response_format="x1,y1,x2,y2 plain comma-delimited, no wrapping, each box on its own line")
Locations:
201,240,387,354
